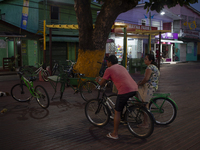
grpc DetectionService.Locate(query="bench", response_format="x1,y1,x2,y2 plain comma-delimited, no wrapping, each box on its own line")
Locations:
3,57,15,70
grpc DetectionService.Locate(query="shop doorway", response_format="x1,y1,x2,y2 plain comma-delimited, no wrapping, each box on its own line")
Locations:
161,44,172,62
179,44,186,61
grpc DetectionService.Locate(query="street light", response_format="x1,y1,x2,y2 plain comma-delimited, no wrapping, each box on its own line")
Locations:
160,11,165,15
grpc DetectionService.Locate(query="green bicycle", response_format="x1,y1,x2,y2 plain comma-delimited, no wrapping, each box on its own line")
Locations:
11,72,50,109
107,92,178,125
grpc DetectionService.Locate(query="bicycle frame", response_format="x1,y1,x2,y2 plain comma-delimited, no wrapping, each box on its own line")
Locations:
34,67,43,75
132,93,178,113
19,74,39,98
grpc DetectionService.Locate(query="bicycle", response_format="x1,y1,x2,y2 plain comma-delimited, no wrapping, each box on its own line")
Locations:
52,60,76,78
107,92,177,125
19,62,50,82
48,71,99,101
10,72,50,109
85,81,155,139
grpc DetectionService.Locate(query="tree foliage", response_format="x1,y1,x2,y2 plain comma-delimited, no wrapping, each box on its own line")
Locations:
75,0,198,50
73,0,198,77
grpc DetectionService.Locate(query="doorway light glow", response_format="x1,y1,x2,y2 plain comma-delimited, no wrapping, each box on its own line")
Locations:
160,11,165,15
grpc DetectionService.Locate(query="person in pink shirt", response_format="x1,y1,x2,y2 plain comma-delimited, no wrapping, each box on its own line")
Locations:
95,55,138,140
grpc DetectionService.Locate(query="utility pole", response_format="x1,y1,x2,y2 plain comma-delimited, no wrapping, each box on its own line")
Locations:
148,12,151,54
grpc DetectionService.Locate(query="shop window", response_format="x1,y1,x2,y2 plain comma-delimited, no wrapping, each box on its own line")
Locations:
141,19,146,26
51,6,59,20
163,22,171,30
51,6,59,31
196,18,200,28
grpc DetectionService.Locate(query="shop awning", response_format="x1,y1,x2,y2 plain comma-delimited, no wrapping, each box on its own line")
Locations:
160,39,183,43
0,32,26,38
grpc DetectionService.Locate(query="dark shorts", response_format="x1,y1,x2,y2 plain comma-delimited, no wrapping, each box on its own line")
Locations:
115,91,137,112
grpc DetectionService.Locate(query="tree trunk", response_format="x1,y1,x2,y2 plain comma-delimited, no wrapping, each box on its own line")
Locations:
74,0,138,77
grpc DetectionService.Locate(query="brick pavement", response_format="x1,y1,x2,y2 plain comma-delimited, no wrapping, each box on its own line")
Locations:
0,62,200,150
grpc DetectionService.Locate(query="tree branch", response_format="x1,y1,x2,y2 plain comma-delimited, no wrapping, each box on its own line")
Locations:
92,0,138,50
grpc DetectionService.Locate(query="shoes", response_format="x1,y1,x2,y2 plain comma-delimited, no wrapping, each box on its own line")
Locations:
106,132,119,140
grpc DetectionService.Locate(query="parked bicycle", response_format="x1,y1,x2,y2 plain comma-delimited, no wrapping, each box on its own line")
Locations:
48,71,99,101
19,62,50,82
85,81,155,139
11,72,50,109
52,59,76,78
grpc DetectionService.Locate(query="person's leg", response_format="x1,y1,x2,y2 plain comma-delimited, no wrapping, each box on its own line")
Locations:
138,88,155,128
107,92,136,138
109,110,121,138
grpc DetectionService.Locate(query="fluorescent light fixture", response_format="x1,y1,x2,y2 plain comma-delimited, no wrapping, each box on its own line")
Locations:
160,11,165,15
161,39,183,43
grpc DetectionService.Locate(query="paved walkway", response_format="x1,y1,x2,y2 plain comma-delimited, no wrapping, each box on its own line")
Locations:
0,62,200,150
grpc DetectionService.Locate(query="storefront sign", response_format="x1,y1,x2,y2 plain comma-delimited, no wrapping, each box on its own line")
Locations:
21,0,29,30
155,33,178,39
114,23,157,33
182,30,199,39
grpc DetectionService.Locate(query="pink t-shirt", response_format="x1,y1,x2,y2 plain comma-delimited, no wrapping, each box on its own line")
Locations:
103,64,138,94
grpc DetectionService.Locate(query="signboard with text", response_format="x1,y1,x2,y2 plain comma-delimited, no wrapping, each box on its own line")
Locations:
114,23,157,33
155,33,178,39
20,0,29,30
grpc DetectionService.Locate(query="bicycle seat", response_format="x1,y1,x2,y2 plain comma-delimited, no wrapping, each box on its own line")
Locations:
29,76,36,81
18,72,23,76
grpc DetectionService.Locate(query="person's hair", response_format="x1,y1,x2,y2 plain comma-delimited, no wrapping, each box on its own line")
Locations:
146,54,157,67
107,55,118,65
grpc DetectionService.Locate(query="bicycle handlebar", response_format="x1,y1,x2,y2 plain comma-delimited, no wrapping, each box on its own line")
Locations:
97,80,112,92
66,60,76,65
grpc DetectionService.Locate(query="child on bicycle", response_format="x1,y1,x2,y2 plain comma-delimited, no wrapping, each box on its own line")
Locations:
96,55,138,140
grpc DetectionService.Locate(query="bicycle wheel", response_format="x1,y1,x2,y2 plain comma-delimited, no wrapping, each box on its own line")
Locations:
41,70,50,82
85,99,110,127
52,68,56,75
149,98,177,125
125,106,154,139
34,85,50,109
80,81,99,101
11,83,32,102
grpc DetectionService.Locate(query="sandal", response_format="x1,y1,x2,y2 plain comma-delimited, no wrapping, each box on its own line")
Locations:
106,132,119,140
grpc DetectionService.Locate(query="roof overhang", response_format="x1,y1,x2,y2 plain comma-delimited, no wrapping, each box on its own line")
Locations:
0,32,26,38
161,8,182,20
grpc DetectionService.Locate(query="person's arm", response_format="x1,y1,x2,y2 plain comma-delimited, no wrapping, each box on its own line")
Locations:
95,77,107,86
138,68,152,86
